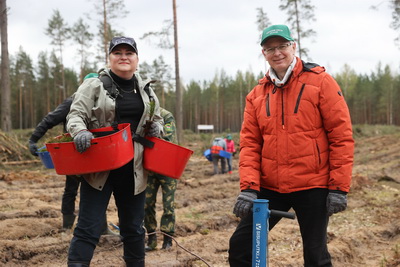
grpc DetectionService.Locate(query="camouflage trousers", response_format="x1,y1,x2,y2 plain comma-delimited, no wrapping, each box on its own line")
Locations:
144,173,178,234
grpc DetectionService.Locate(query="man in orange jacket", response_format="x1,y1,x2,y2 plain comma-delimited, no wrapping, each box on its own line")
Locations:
229,25,354,266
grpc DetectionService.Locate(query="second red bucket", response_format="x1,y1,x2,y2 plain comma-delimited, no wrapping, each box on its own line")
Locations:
143,137,193,179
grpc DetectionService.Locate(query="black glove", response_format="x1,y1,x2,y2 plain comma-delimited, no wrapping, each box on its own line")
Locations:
74,130,94,153
326,191,347,216
147,122,161,137
28,140,38,156
233,191,257,218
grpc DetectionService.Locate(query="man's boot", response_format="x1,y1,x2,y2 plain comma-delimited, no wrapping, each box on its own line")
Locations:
124,258,145,267
67,261,90,267
63,214,76,229
145,232,157,251
161,235,173,250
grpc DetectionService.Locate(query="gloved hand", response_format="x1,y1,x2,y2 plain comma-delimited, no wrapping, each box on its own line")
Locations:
74,130,94,153
147,122,161,137
233,191,258,218
326,191,347,216
28,140,38,156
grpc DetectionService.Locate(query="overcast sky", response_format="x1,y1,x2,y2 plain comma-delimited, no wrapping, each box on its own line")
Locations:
7,0,399,84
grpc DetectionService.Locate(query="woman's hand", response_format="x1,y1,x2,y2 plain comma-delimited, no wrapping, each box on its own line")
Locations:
74,130,94,153
147,122,161,137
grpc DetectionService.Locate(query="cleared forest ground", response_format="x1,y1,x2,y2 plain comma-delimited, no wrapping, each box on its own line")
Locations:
0,125,399,266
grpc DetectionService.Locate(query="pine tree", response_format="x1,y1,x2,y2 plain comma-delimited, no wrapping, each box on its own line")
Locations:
279,0,316,59
255,7,271,33
88,0,128,65
390,0,400,48
70,18,94,83
45,9,70,100
14,47,35,129
0,0,12,131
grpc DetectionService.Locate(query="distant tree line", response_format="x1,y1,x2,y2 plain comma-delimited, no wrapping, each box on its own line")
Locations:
4,45,400,132
2,0,400,134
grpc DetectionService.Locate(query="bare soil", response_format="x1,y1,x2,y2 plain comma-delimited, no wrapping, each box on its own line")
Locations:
1,131,400,267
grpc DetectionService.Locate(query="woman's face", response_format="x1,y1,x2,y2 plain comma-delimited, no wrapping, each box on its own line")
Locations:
109,44,139,79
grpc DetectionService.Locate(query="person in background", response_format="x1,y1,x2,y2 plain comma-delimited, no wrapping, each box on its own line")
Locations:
66,36,163,267
144,107,177,251
28,95,115,235
211,137,227,175
229,25,354,266
224,134,236,174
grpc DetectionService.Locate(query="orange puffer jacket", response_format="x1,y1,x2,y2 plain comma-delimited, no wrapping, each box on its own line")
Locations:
239,58,354,194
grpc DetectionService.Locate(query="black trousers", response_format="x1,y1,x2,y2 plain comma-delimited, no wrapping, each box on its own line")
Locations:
61,175,81,215
68,160,145,264
229,188,332,267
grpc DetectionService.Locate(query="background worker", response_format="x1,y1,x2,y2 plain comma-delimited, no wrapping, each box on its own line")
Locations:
224,134,236,174
229,25,354,266
211,137,227,175
66,36,163,267
28,96,114,234
144,107,177,251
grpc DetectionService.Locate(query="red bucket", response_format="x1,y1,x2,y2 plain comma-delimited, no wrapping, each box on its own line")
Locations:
46,123,133,175
143,137,193,179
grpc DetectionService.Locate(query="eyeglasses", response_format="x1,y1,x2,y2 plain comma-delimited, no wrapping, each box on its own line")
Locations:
263,42,293,55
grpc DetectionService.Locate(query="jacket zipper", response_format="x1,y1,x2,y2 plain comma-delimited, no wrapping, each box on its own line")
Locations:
266,93,270,116
281,88,285,129
294,84,306,114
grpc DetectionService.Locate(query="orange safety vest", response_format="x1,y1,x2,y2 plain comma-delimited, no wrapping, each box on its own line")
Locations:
211,145,223,155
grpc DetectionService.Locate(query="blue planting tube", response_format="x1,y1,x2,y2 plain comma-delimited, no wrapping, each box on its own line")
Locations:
252,199,269,267
109,222,120,231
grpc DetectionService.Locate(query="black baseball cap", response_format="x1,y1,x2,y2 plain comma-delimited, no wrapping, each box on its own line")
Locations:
109,36,138,54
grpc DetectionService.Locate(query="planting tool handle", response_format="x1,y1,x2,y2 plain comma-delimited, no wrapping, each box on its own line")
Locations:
270,209,296,220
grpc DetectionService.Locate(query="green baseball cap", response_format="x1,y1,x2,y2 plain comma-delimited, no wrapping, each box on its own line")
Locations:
260,25,294,45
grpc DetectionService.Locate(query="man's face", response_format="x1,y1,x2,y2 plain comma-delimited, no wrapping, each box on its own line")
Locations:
109,44,138,79
261,37,296,75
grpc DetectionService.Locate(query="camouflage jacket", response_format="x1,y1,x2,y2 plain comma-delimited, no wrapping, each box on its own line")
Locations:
160,108,177,144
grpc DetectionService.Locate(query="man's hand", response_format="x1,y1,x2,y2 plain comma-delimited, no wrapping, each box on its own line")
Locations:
147,122,161,137
326,191,347,216
233,191,257,218
28,140,38,156
74,130,93,153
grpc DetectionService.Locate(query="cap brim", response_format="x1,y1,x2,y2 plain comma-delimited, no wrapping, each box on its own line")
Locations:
260,35,293,46
109,43,138,54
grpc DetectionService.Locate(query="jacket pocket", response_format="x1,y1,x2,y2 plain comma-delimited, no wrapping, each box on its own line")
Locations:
265,93,270,117
294,84,306,114
313,139,321,174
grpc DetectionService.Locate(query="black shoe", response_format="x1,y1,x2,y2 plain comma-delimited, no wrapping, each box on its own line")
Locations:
62,214,76,229
67,261,90,267
161,235,173,250
125,258,144,267
145,233,157,251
